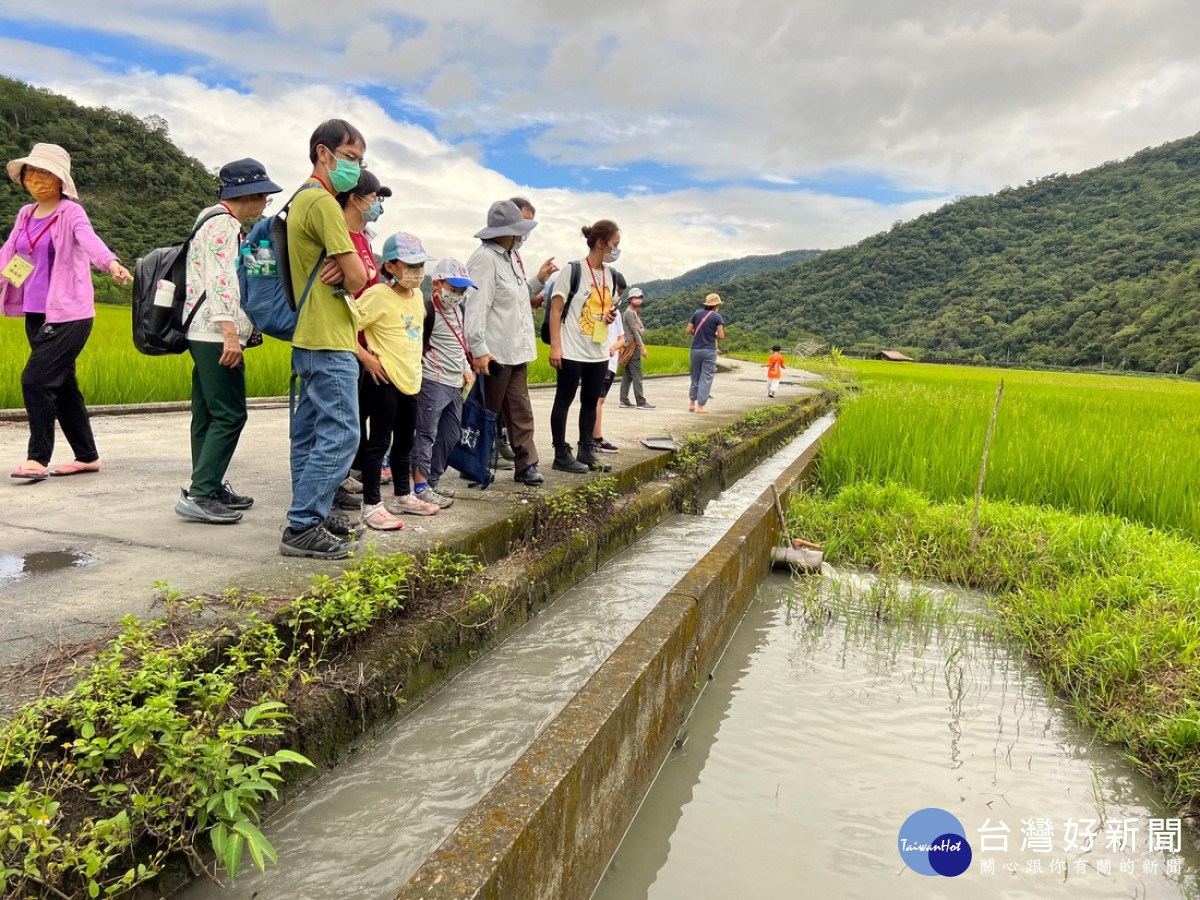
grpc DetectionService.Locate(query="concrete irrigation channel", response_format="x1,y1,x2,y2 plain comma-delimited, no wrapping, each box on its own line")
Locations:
164,409,837,899
160,401,837,898
395,417,834,900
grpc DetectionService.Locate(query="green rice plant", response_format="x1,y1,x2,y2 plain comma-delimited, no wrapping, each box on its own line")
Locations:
818,359,1200,539
0,305,694,409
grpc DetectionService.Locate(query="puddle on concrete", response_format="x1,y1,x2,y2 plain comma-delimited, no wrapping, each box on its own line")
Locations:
593,570,1200,899
0,549,97,587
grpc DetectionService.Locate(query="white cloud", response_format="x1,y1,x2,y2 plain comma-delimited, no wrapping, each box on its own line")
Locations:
4,0,1199,277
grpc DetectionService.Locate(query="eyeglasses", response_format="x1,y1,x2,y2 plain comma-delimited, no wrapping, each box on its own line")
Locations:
333,148,367,169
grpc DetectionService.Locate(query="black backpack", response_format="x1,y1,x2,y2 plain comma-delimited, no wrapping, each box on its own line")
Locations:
539,262,621,345
132,209,233,355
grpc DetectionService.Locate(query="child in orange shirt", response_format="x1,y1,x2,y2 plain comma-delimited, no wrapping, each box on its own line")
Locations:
766,345,785,398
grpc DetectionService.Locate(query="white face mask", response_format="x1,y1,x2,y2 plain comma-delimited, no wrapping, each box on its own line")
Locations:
438,285,466,306
512,236,526,253
604,247,621,264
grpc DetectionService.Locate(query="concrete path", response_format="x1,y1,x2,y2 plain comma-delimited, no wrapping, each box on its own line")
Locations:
0,362,820,671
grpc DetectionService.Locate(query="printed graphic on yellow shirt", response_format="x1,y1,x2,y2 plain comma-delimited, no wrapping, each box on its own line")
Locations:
577,284,610,337
404,315,421,341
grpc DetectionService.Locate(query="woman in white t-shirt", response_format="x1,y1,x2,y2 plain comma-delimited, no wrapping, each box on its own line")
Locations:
548,219,621,473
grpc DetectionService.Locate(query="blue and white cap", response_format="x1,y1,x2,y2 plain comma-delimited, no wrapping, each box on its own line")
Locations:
431,257,476,288
381,232,433,264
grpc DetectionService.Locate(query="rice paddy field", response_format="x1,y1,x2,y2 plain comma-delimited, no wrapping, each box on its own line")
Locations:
0,303,693,409
821,359,1200,541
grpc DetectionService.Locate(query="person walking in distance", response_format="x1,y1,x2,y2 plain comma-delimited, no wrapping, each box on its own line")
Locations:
685,292,725,414
766,344,785,398
619,287,653,409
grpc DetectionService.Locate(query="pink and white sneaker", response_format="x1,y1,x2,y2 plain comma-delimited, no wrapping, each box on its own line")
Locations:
362,503,404,530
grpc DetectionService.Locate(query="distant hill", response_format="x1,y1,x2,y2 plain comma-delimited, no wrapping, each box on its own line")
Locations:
633,249,821,298
640,134,1200,375
0,76,219,301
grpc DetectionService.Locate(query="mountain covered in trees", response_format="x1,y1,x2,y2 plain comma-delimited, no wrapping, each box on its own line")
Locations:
0,76,218,301
634,248,820,298
640,134,1200,375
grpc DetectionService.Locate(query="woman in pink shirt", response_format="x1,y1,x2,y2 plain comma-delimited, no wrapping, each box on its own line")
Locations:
0,143,131,482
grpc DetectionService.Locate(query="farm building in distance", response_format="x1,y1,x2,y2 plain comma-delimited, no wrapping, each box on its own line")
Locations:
872,350,915,362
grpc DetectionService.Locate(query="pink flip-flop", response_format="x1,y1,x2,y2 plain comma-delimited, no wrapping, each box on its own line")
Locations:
10,465,48,482
50,462,101,477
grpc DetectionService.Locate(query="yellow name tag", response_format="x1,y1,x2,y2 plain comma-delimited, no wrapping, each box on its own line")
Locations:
1,255,34,288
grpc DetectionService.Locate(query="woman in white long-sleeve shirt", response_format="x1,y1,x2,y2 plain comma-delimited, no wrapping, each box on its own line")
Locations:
463,200,544,485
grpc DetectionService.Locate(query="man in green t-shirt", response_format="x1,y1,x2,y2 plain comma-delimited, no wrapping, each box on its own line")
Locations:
281,119,369,559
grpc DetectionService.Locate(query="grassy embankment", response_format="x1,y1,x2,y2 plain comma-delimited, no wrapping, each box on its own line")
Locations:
0,304,693,409
788,360,1200,806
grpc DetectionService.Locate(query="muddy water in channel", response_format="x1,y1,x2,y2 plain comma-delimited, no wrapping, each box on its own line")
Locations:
182,416,836,899
593,570,1200,899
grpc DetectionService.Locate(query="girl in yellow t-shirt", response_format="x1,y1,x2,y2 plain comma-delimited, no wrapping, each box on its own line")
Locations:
353,231,440,528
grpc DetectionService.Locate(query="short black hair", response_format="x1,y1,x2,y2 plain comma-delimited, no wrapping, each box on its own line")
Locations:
613,270,628,294
309,119,366,164
772,345,782,352
511,196,535,216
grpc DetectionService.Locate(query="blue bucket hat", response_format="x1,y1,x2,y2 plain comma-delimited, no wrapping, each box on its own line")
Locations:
217,158,282,200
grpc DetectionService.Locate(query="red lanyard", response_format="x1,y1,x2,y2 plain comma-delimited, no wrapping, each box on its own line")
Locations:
586,260,608,315
512,249,526,280
435,299,472,363
23,214,58,253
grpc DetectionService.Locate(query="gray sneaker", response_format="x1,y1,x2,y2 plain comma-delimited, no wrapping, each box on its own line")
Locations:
174,488,241,524
415,485,454,509
427,481,455,498
280,523,350,559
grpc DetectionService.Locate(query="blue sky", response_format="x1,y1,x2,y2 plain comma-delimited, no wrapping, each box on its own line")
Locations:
1,0,1198,282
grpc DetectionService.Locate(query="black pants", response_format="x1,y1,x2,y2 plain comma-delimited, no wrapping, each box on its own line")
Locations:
358,374,417,504
22,314,98,466
550,359,607,448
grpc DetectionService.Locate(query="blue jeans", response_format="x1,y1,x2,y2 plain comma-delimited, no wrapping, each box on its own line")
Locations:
689,348,717,406
288,348,360,531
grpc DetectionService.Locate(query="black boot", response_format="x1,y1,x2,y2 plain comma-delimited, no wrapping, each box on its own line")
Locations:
576,442,612,472
552,443,589,474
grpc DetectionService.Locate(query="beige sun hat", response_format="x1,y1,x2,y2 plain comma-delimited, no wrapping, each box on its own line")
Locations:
704,292,723,307
6,143,78,199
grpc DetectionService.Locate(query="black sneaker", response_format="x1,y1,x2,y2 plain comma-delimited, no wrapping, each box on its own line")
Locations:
280,523,350,559
514,464,545,485
323,513,364,539
174,488,242,524
214,481,254,510
636,402,656,410
333,486,361,511
595,438,619,453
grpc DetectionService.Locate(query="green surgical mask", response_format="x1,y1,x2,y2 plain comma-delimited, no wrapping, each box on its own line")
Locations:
326,153,361,193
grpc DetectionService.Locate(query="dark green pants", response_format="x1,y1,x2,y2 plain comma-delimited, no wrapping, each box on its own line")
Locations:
188,341,247,497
